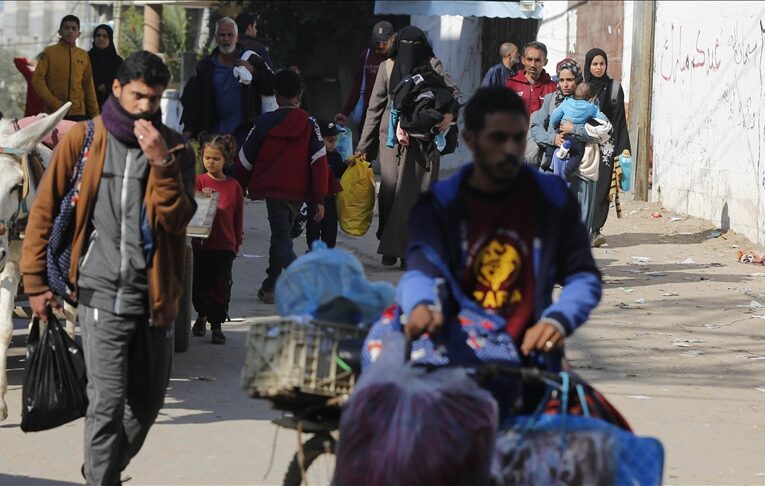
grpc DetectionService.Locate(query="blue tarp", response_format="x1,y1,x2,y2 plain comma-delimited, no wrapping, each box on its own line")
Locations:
374,1,543,19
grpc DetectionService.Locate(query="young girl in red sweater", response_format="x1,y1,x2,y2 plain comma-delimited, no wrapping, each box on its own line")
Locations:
192,134,244,344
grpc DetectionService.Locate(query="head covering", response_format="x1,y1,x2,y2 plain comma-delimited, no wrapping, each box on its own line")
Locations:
554,57,582,106
389,26,434,91
90,24,119,59
584,48,611,96
371,21,394,42
317,118,340,137
89,24,123,108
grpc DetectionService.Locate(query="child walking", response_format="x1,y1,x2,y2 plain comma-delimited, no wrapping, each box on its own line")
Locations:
192,133,244,344
306,119,345,248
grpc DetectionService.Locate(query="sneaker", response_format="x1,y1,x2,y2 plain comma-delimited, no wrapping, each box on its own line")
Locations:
192,316,207,337
381,255,397,266
591,233,607,248
258,287,275,304
211,329,226,345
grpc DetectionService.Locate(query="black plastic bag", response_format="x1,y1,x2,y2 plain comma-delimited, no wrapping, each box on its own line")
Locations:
20,310,88,432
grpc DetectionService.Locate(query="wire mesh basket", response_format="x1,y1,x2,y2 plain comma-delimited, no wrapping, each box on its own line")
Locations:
241,316,366,399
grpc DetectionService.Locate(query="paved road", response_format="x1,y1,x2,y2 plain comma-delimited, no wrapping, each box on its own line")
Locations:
1,197,764,484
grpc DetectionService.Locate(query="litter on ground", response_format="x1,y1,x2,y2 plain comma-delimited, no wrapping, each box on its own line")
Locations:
736,300,763,308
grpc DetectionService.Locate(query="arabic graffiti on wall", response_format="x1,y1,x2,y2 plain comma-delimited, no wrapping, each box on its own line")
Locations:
652,2,765,245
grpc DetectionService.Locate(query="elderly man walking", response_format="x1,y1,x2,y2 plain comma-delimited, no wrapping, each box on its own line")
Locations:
181,16,274,147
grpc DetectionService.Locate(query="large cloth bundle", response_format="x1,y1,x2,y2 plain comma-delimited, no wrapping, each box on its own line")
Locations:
334,333,498,486
492,373,665,485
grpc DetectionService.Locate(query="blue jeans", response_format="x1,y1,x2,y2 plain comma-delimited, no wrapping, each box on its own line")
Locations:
262,198,299,291
570,177,597,239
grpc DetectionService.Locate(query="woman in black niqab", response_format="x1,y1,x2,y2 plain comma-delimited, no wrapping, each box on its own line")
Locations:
89,24,124,109
356,24,462,267
389,26,434,91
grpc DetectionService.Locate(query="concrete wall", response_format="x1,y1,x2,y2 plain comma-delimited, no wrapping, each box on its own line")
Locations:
536,1,634,98
651,1,765,245
411,14,482,170
536,1,571,67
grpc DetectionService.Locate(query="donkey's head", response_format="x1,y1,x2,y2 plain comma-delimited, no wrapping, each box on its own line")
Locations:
0,103,71,271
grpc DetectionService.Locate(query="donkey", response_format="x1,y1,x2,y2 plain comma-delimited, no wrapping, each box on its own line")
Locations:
0,102,71,421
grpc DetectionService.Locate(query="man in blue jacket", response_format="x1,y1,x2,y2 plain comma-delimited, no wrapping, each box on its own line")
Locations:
399,86,601,369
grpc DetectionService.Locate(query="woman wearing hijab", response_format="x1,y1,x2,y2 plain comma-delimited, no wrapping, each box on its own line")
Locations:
357,26,462,268
585,48,631,247
529,58,613,240
89,24,123,109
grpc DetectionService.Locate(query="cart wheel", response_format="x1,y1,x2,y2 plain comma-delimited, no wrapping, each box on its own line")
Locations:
174,245,193,352
283,433,336,486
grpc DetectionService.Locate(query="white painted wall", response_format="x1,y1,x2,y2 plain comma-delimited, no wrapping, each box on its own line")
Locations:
1,1,97,59
535,0,571,67
621,0,634,100
651,1,765,245
411,14,482,170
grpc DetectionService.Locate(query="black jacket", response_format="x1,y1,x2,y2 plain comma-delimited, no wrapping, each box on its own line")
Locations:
181,44,274,137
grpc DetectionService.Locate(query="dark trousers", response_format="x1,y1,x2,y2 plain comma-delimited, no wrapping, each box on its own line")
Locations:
592,157,615,234
78,305,173,486
262,198,299,291
192,249,235,325
306,195,338,249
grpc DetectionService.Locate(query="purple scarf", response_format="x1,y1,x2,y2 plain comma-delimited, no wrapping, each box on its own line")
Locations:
100,95,163,147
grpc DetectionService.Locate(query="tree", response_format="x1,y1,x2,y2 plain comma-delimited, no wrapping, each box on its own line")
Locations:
161,6,191,83
118,5,190,84
213,1,376,69
0,48,29,118
118,6,144,58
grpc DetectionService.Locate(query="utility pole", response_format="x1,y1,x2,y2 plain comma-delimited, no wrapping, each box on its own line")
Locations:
143,4,163,53
112,0,122,52
628,0,656,201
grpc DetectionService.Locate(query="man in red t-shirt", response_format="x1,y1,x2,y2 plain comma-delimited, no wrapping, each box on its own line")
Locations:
398,86,602,369
505,41,557,119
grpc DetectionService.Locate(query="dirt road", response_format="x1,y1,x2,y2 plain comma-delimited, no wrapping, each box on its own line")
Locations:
1,197,763,485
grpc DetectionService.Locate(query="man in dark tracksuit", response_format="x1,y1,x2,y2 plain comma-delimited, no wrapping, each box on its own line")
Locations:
22,52,197,485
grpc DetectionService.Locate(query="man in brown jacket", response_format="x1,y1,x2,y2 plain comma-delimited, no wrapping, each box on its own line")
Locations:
21,51,196,485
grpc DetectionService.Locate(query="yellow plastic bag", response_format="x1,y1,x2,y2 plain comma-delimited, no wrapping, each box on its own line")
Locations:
337,156,376,236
